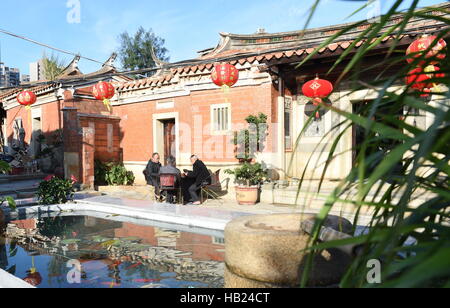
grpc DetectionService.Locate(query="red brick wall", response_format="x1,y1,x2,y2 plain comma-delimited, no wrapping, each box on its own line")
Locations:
114,223,158,246
12,219,37,230
79,116,121,163
113,223,225,262
114,83,276,163
5,82,278,183
75,99,111,115
6,101,63,145
176,232,225,262
70,86,112,115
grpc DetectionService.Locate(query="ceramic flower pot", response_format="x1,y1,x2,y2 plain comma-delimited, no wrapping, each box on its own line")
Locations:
235,186,259,205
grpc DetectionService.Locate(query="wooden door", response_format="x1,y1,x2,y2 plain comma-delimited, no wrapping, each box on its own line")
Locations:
163,120,176,160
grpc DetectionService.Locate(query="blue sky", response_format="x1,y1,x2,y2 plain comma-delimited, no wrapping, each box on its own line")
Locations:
0,0,446,75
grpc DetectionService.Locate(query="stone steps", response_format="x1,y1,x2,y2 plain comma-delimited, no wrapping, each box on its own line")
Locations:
0,173,47,182
0,187,39,199
0,174,47,201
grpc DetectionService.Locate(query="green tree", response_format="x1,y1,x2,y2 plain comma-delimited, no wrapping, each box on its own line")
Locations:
297,0,450,288
233,113,268,160
117,27,169,76
42,53,66,81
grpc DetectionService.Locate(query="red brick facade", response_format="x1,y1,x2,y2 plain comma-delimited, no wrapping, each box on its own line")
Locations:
114,83,276,164
2,7,448,185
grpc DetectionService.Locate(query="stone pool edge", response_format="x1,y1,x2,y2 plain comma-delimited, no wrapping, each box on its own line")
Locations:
0,269,35,288
3,202,233,231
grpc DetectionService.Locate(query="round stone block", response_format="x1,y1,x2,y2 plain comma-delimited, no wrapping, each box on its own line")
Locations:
224,265,281,289
225,214,353,287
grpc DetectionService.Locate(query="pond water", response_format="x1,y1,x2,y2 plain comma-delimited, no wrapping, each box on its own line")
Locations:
0,213,225,288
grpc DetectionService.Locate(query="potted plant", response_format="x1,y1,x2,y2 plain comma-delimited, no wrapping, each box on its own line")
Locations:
227,113,269,205
225,162,267,205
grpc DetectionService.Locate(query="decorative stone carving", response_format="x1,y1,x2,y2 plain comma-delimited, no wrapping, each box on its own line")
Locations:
298,93,343,138
298,96,325,137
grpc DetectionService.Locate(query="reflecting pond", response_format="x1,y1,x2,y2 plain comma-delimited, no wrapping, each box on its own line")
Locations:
0,213,225,288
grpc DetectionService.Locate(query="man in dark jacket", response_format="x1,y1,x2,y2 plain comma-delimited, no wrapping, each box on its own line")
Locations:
183,155,211,205
159,156,181,204
145,153,162,200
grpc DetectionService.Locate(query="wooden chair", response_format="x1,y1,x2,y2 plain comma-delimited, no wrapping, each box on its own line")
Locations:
160,174,182,204
201,170,224,204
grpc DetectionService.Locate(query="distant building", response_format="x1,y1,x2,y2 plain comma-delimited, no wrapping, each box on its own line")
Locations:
0,62,20,88
29,59,45,82
20,74,30,84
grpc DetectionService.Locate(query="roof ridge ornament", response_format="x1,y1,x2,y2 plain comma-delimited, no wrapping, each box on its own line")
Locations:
150,45,167,67
58,55,82,78
103,53,117,68
67,55,81,70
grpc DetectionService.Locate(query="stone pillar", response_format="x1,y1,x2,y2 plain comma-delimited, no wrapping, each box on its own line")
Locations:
62,108,81,182
81,124,95,189
276,96,286,179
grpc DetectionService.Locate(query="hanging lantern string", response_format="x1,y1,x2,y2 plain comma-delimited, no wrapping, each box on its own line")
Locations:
1,23,447,92
0,28,103,64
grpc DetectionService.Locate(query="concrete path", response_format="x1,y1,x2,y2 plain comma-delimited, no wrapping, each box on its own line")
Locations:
79,191,373,226
72,194,254,230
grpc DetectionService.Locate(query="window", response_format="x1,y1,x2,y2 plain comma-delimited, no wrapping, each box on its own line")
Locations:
212,237,225,245
211,104,231,135
284,97,293,150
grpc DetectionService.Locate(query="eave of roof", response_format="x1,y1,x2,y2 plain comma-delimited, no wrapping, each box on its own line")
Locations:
0,53,125,102
115,3,450,93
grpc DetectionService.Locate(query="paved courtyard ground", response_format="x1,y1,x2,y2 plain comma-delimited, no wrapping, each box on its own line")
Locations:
82,186,374,226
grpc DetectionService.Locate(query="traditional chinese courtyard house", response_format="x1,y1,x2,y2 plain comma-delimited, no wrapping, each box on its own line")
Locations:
0,3,449,198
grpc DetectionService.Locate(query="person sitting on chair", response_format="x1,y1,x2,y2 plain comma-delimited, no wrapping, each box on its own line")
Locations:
144,153,162,201
159,156,181,204
182,155,211,205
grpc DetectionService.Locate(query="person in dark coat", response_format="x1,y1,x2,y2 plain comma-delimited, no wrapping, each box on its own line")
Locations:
182,155,211,205
159,156,181,204
145,153,162,200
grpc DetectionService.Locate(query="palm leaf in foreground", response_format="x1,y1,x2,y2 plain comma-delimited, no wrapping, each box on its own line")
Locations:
295,0,450,288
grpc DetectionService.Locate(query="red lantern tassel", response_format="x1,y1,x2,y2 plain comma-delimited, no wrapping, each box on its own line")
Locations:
25,105,32,123
103,99,112,112
221,84,230,102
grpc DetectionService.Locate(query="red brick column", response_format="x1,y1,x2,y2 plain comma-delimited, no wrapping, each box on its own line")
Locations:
62,107,81,182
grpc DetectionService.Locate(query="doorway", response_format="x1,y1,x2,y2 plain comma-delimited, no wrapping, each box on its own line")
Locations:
31,117,42,157
352,100,403,176
153,113,179,164
162,119,176,160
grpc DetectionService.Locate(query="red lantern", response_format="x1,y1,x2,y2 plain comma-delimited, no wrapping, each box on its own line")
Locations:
93,81,115,111
211,63,239,89
302,77,334,119
16,91,37,110
23,272,42,287
406,65,445,97
406,35,447,65
23,256,42,287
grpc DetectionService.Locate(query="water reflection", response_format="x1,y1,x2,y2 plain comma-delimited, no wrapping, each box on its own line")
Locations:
0,215,225,288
